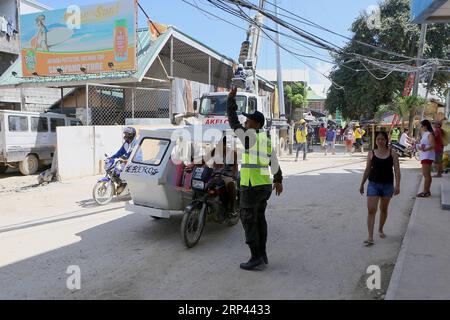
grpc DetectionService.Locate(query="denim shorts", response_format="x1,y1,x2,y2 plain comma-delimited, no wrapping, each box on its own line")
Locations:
367,181,394,198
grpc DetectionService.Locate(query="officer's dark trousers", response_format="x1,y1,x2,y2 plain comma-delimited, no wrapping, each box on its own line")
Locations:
239,184,273,257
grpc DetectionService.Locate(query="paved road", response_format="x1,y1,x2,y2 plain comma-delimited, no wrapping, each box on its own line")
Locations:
0,148,421,299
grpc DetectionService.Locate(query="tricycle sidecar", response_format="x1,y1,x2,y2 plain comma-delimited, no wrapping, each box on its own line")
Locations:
122,125,236,219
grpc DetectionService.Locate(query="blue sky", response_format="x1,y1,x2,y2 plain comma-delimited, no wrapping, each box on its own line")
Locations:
38,0,379,88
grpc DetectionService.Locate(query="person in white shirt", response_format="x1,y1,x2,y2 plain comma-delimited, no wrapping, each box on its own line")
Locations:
399,128,412,148
417,120,435,198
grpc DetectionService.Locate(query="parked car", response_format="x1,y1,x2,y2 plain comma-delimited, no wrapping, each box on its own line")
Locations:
0,110,82,175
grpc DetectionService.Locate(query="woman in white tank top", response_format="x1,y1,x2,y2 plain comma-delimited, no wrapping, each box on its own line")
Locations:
417,119,435,197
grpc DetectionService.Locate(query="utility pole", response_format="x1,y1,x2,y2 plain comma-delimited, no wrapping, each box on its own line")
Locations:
412,24,427,97
409,23,427,136
421,62,437,120
274,0,285,119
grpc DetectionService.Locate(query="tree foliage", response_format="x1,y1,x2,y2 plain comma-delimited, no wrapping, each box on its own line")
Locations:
284,82,308,108
325,0,450,120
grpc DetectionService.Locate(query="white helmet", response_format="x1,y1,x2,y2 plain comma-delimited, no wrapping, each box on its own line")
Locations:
123,127,136,141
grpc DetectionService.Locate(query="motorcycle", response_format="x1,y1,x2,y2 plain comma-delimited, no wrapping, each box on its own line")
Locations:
181,166,240,248
390,142,419,160
92,154,128,205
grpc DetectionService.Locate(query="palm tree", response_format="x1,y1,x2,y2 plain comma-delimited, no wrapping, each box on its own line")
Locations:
375,94,427,135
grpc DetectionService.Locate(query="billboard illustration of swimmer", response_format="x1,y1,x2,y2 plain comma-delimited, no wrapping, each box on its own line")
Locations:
20,0,137,77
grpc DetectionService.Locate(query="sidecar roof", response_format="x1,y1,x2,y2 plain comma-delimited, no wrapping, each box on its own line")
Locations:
138,124,235,143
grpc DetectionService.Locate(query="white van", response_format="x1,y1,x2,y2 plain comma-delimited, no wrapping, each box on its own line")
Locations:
0,110,82,175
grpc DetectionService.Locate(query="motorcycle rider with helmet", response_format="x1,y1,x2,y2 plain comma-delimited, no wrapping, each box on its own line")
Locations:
110,127,138,194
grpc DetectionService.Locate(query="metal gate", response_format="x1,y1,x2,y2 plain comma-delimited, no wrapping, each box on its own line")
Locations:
85,83,170,125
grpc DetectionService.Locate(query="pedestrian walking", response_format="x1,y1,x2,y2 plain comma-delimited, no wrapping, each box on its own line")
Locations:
359,131,400,246
354,124,366,153
227,87,283,270
345,126,354,154
319,123,327,150
307,124,315,151
325,125,336,155
295,119,308,161
433,120,444,178
335,125,341,142
416,119,435,197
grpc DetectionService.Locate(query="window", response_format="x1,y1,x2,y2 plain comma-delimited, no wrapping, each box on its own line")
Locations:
8,116,29,132
248,98,257,113
50,118,65,132
133,138,170,166
31,117,48,132
70,120,82,126
200,96,247,115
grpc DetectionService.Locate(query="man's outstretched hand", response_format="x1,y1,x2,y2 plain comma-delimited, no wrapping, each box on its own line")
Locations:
228,87,237,99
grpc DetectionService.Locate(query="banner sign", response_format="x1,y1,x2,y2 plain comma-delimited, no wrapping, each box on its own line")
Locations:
20,0,137,77
389,114,400,133
403,70,415,96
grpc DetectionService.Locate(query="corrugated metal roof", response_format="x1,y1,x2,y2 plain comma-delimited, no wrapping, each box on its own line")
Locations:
307,88,326,101
0,27,171,88
20,0,52,11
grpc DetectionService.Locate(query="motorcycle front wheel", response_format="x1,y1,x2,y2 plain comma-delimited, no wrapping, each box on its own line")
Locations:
93,180,115,205
181,202,206,248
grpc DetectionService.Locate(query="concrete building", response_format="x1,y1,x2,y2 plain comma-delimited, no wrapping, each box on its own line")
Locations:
257,69,310,84
258,69,329,120
307,87,326,113
0,0,61,111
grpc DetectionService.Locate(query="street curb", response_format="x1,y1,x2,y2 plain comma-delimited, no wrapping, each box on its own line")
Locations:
385,177,423,300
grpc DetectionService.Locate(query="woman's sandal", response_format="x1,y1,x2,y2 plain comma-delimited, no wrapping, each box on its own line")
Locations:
416,192,431,198
363,240,375,246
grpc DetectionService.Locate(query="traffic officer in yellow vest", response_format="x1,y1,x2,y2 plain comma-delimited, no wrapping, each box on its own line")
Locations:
390,126,400,143
227,87,283,270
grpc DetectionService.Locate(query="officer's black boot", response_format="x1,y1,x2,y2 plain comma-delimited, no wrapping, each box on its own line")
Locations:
261,247,268,265
240,245,264,270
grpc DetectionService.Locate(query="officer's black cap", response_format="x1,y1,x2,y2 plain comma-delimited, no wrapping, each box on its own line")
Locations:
242,111,265,127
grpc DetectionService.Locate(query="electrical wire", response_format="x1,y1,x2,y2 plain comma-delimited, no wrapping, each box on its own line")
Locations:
263,0,450,64
205,0,445,76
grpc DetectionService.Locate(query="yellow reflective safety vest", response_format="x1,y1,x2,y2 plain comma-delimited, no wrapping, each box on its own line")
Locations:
296,126,307,143
240,131,272,187
391,128,400,141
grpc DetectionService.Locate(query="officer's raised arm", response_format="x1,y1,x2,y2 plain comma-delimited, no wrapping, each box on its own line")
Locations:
227,88,257,149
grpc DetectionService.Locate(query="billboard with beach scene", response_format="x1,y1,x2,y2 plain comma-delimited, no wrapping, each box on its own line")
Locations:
20,0,137,77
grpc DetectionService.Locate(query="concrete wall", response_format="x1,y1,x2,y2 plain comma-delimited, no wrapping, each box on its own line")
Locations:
57,126,124,181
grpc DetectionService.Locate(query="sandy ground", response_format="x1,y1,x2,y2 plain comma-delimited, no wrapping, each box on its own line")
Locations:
0,145,421,299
